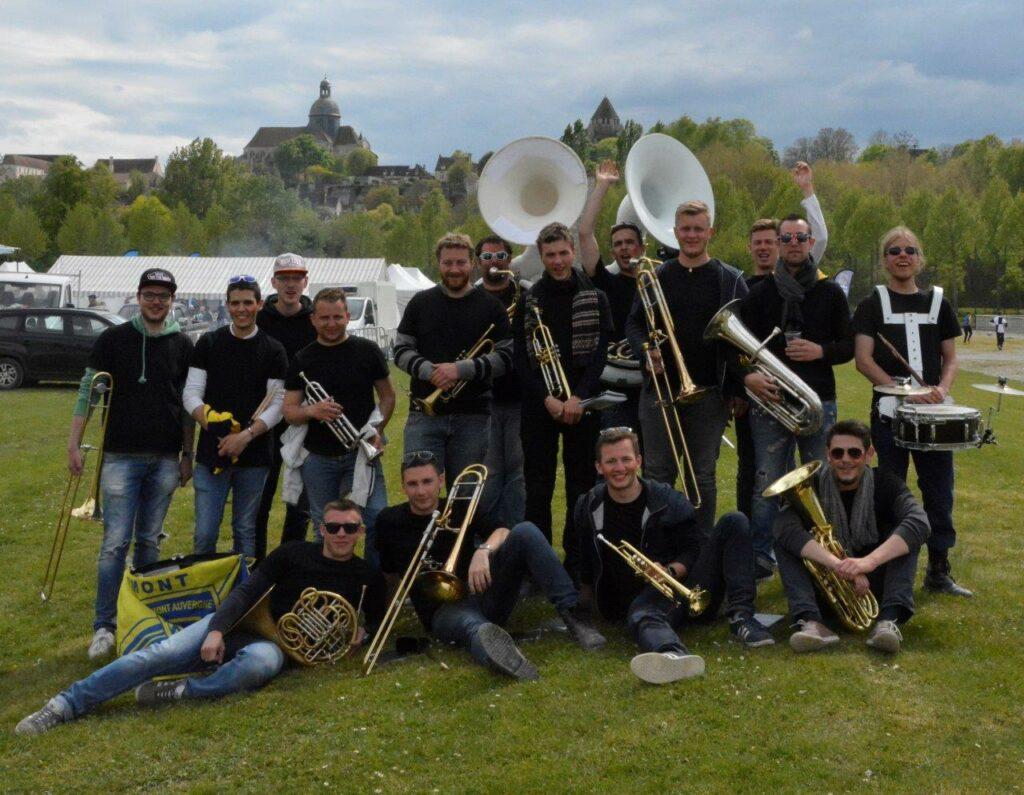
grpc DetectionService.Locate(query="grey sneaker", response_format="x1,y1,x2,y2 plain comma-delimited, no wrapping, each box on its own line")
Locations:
866,619,902,654
789,619,840,653
15,698,71,736
630,651,705,684
88,628,116,660
135,679,187,707
476,623,539,681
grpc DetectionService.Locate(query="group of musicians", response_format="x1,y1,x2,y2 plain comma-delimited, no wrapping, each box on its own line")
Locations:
17,162,972,735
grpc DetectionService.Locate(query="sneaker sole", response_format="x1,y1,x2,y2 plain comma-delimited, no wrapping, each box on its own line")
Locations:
731,634,776,649
630,652,705,684
789,632,840,653
477,624,539,681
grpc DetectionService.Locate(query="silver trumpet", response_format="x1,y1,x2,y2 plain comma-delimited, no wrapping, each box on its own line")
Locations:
299,371,384,462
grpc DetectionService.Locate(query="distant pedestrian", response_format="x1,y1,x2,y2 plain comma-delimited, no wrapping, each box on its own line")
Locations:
961,312,972,343
992,314,1007,350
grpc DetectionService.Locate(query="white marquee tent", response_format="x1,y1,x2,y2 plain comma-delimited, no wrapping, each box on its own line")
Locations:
387,264,436,314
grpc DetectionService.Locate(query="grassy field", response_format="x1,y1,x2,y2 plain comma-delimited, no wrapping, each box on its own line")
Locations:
1,351,1023,793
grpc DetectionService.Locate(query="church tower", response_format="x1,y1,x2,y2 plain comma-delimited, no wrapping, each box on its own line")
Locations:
587,96,622,142
308,78,341,140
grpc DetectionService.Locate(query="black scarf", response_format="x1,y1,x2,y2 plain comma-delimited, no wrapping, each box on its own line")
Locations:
773,256,819,331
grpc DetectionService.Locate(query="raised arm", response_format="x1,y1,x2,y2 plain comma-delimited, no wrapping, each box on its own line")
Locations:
577,160,619,275
793,162,829,265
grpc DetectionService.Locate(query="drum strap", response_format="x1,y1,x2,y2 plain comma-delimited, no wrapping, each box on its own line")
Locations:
875,285,943,386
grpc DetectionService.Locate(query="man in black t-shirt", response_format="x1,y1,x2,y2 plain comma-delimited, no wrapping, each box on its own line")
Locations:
283,288,395,562
576,429,770,685
66,267,194,660
394,232,512,486
16,500,384,735
852,227,970,597
183,277,288,559
373,453,604,680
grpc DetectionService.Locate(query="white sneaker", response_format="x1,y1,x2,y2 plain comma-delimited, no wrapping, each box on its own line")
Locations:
789,619,840,653
88,628,116,660
630,651,705,684
15,698,71,736
866,619,902,654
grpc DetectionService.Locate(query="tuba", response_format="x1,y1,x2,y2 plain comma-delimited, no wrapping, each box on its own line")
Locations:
704,300,824,436
232,585,359,666
762,461,879,632
41,370,112,601
299,372,383,461
597,534,709,617
412,325,497,416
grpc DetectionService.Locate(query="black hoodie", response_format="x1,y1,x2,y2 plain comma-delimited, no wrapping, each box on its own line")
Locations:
257,294,316,360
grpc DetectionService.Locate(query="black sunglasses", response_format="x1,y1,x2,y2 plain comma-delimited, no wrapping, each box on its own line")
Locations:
828,446,865,461
779,232,811,244
323,521,363,535
886,246,918,256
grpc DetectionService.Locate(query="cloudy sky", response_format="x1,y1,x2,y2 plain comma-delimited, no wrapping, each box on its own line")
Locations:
1,1,1022,167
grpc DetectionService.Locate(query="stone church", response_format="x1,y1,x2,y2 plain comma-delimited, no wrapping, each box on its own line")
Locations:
587,96,622,142
242,78,374,168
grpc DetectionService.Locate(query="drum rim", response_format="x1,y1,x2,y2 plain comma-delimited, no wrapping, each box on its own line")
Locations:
896,404,981,418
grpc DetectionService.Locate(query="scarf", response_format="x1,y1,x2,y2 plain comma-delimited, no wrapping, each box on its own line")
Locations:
817,464,878,552
524,270,601,368
773,256,819,331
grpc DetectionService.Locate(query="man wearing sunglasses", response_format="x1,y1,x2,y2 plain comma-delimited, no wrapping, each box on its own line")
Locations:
852,227,969,596
739,213,852,582
66,268,194,660
773,421,930,654
16,499,385,735
373,452,605,680
183,276,288,559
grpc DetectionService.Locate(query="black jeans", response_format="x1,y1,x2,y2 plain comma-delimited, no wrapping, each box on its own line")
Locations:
775,536,919,625
625,511,755,653
521,408,600,580
734,411,754,519
253,428,309,561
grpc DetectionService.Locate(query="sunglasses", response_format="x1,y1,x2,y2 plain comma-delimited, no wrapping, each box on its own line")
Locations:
599,426,634,437
478,251,510,262
401,450,438,466
886,246,918,257
228,274,258,286
779,232,811,244
323,521,363,535
828,446,865,461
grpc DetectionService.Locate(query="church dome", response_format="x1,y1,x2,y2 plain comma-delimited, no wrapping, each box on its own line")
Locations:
309,78,340,120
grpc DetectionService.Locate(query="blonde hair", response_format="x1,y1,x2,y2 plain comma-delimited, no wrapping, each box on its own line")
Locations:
435,232,474,262
674,200,711,225
878,226,926,272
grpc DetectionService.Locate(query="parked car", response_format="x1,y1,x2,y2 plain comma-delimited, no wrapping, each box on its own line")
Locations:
117,300,210,341
0,307,126,389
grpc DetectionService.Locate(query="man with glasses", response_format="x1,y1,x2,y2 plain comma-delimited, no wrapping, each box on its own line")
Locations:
183,276,288,559
253,253,317,559
372,452,605,680
773,420,930,654
16,499,385,735
576,428,770,685
66,268,194,660
739,214,852,581
394,232,512,486
852,227,969,596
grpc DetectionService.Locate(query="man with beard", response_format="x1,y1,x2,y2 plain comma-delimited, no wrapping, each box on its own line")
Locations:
394,233,512,485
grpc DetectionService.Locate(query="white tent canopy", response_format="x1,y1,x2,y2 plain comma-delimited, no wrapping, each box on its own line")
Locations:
387,264,435,314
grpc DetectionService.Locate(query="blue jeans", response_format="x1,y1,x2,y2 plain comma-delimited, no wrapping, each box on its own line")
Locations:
56,614,284,718
193,464,269,558
481,401,526,528
301,450,387,567
403,411,490,486
430,523,578,666
95,454,179,631
749,400,838,562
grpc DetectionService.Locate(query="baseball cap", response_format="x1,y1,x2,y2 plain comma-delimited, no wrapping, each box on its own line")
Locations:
138,268,177,293
273,252,307,275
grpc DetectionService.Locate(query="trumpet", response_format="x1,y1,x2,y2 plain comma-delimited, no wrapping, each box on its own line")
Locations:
299,372,383,462
363,464,488,675
762,461,879,631
529,305,572,399
704,300,824,436
42,370,112,601
413,325,496,416
597,534,708,617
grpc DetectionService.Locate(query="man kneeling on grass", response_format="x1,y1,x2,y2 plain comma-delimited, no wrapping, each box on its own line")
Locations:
16,500,384,735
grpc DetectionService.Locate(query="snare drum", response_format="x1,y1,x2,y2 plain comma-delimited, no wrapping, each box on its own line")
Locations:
893,404,981,451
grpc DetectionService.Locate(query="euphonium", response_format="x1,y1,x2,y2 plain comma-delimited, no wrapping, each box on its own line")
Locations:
233,585,359,666
597,534,709,616
299,372,384,462
41,370,112,602
762,461,879,632
704,299,824,436
413,325,496,417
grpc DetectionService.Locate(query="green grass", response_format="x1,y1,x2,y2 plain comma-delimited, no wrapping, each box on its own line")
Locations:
2,364,1023,793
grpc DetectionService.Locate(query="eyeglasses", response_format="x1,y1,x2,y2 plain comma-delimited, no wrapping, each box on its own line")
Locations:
401,450,438,466
599,426,634,437
228,274,258,286
828,446,865,461
779,232,811,244
139,291,173,303
478,251,510,262
323,521,363,535
886,246,918,257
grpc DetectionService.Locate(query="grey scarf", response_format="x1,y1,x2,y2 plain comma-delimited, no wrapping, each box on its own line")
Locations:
773,257,819,331
817,464,877,552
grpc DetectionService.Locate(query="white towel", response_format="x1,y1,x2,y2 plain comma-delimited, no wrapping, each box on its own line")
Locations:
351,408,384,506
279,424,309,505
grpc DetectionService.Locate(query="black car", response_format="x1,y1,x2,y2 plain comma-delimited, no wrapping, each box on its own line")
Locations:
0,307,126,389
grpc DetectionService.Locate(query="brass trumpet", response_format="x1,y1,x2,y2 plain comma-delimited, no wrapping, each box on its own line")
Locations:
414,325,497,416
42,371,112,602
529,305,572,399
299,372,383,462
597,533,709,617
762,461,879,631
363,464,488,675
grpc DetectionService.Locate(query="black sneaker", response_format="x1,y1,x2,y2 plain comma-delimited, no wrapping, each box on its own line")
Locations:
557,604,607,651
476,623,539,681
135,679,187,707
15,698,71,736
924,558,973,597
730,614,775,648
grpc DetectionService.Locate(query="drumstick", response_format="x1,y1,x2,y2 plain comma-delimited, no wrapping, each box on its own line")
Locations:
876,333,928,385
249,386,281,423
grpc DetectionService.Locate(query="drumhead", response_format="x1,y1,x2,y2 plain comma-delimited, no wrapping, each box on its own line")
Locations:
896,404,980,419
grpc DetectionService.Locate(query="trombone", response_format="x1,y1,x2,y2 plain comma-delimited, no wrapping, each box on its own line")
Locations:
363,464,488,674
42,371,112,601
299,372,383,462
633,256,703,506
597,534,709,617
413,325,496,417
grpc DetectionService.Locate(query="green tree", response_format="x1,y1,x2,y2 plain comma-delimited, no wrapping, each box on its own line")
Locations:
170,203,206,254
4,206,49,261
899,189,933,234
56,203,97,253
202,203,233,254
592,137,618,164
560,120,591,162
88,208,128,255
125,170,148,203
34,155,88,240
274,135,334,185
344,148,378,177
841,193,897,297
615,119,643,166
161,137,236,218
924,188,976,307
364,185,400,211
124,195,174,254
85,163,121,209
325,212,386,257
